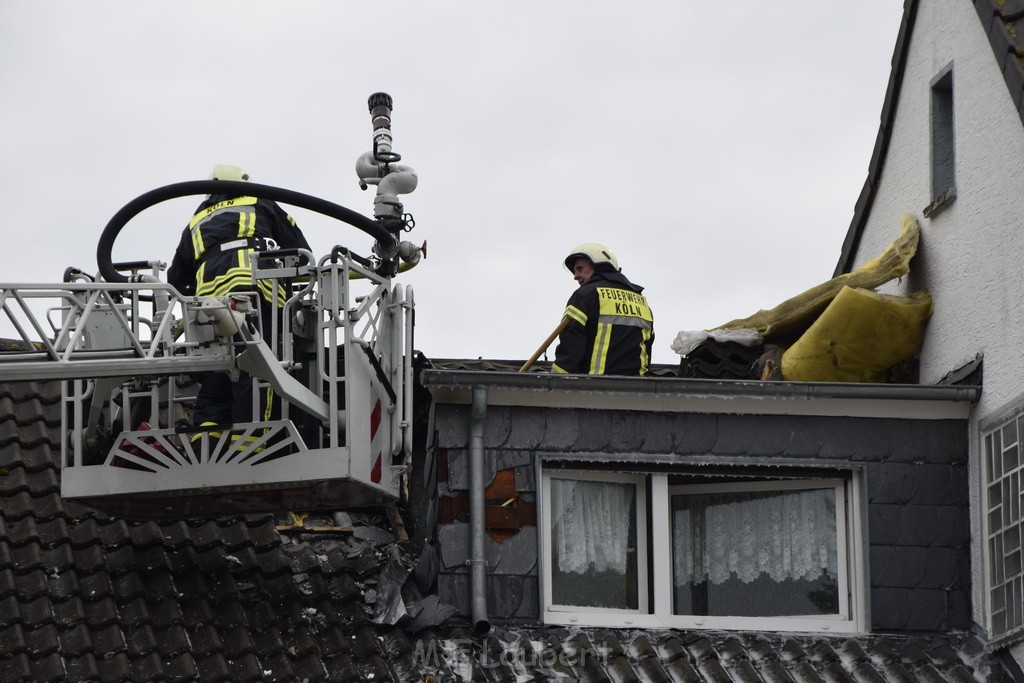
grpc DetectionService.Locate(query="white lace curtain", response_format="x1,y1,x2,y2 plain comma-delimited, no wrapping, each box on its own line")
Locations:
550,478,633,575
673,487,838,585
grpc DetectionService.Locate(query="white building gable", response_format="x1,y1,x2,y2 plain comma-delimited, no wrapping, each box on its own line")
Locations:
838,0,1024,665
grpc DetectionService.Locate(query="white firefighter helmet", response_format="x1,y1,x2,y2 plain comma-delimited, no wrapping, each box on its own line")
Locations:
209,164,250,182
563,243,620,272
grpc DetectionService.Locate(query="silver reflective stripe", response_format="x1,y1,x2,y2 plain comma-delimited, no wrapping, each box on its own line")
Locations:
600,314,653,330
219,238,249,252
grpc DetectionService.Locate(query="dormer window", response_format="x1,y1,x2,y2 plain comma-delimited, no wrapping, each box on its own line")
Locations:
540,466,865,633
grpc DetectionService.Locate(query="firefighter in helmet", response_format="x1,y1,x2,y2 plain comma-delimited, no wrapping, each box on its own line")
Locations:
168,164,312,428
552,243,654,375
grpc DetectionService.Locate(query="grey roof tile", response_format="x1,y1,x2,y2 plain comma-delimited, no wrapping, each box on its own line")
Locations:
114,596,149,630
0,465,58,495
65,654,103,683
25,652,67,683
51,598,86,630
67,516,101,546
160,652,199,681
150,596,184,631
24,622,60,659
194,653,233,682
220,623,255,658
225,651,265,682
187,623,223,658
105,544,141,577
15,567,47,600
0,657,33,683
98,518,132,546
10,541,43,572
0,574,24,611
83,594,120,627
124,623,158,657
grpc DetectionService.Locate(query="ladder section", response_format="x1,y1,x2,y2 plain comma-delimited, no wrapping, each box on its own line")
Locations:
0,281,234,381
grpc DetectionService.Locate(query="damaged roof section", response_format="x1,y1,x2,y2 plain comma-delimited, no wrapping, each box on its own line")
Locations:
0,380,452,682
687,215,934,384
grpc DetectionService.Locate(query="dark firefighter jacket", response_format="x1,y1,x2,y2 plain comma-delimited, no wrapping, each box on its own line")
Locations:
167,193,311,307
552,270,654,375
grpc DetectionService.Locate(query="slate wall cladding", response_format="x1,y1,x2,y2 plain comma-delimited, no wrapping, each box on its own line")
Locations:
431,404,971,632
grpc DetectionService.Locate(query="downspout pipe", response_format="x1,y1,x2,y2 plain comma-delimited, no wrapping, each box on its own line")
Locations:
469,386,491,635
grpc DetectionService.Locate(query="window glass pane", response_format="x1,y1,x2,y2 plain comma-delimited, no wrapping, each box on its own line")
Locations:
549,477,638,609
672,487,839,617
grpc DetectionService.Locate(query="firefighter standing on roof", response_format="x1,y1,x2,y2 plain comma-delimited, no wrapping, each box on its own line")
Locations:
167,164,312,427
552,243,654,375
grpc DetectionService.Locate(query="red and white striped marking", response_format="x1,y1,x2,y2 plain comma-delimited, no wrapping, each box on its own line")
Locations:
369,399,383,483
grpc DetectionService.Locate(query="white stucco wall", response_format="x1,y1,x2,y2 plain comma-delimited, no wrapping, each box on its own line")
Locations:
847,0,1024,647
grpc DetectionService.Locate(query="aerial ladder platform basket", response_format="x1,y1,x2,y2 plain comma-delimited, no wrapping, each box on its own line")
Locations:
0,93,422,520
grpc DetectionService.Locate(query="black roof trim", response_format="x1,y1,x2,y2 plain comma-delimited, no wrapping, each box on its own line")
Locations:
834,0,919,277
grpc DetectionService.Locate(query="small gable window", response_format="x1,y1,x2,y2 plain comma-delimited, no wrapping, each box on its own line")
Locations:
924,63,956,217
540,466,865,633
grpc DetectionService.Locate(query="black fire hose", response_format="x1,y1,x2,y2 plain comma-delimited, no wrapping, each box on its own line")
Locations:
96,180,398,284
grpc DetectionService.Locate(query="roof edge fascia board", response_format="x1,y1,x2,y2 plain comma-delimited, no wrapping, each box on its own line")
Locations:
421,369,977,420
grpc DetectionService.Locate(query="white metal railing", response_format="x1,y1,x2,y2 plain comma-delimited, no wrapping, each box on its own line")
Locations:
0,249,414,513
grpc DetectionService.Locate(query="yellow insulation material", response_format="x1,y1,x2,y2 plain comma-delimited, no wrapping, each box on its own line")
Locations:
780,286,933,383
715,214,921,343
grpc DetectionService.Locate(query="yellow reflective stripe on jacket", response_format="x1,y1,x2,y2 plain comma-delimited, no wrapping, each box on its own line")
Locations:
639,328,652,374
188,196,259,259
263,386,274,421
194,268,284,306
563,304,587,326
195,266,256,297
189,196,259,229
588,322,613,374
239,207,256,237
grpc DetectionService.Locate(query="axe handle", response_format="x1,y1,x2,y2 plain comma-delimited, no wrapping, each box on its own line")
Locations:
519,317,570,372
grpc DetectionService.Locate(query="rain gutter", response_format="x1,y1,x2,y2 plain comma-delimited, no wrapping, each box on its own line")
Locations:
421,370,978,420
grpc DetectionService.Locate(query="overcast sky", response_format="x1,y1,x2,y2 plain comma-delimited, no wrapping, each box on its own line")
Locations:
0,2,904,366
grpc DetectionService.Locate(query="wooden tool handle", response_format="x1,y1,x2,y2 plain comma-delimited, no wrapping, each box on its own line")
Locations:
519,317,570,372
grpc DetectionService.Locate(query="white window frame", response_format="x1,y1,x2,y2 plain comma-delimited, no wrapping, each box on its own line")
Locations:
664,478,854,633
539,470,649,624
539,467,866,633
980,412,1024,644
